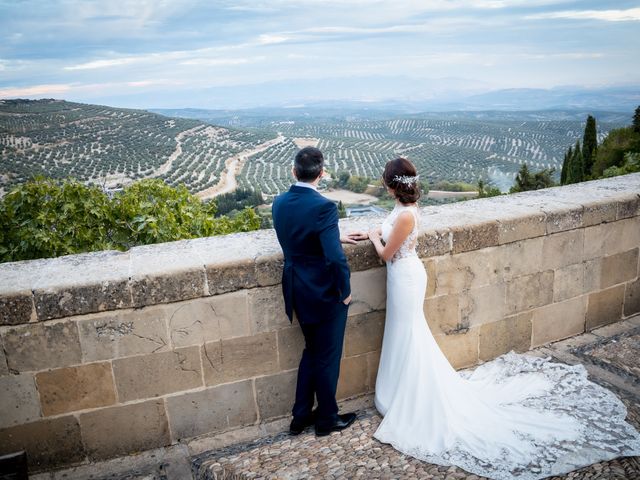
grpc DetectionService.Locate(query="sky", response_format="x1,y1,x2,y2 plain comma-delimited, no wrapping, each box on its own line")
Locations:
0,0,639,109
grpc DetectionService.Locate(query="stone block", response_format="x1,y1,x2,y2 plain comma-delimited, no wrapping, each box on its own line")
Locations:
541,229,584,271
417,229,451,257
129,240,206,307
600,248,639,289
277,326,305,371
79,399,170,461
424,259,437,298
586,285,625,330
78,307,170,362
344,310,385,357
343,242,385,272
168,291,249,348
165,380,256,440
497,212,546,245
616,193,640,219
0,337,8,376
479,312,532,361
545,204,583,234
0,416,84,472
36,362,116,416
255,370,297,421
248,286,289,334
131,269,205,308
112,346,202,402
434,247,502,295
506,271,554,315
2,320,82,372
582,200,617,227
434,328,479,369
425,293,461,335
554,263,585,302
531,296,587,347
451,221,499,254
336,354,368,400
0,374,41,428
459,283,506,327
0,293,34,326
501,237,544,280
34,279,131,322
32,250,132,321
366,351,381,391
583,258,602,293
348,268,386,316
584,217,640,260
255,253,284,287
206,259,258,295
202,332,278,386
625,278,640,317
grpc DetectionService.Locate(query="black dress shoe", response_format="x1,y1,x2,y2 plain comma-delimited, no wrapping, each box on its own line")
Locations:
315,412,357,437
290,414,315,435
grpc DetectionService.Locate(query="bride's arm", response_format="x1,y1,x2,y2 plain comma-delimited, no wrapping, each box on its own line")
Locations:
368,212,414,262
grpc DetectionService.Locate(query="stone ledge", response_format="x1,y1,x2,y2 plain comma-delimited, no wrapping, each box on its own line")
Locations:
0,173,638,326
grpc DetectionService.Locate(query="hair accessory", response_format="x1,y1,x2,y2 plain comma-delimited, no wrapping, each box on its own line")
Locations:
393,174,420,185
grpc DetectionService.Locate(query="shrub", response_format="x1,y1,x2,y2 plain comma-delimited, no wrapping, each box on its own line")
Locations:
0,177,260,262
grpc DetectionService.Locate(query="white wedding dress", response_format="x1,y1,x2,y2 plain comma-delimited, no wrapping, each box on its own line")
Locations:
373,203,640,480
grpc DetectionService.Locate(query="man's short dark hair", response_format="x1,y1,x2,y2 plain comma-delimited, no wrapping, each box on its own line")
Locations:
294,147,324,182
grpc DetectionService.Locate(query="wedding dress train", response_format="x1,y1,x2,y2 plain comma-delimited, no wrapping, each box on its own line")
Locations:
373,204,640,479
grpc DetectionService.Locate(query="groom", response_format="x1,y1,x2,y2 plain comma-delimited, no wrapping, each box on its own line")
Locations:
272,146,360,436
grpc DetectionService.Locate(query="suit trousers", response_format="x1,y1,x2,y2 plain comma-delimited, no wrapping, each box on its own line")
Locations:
292,302,349,427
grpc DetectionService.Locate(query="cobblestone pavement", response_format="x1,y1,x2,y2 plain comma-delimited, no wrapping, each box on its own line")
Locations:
36,316,640,480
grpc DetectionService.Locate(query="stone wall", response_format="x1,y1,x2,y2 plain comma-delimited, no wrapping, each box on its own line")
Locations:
0,173,639,472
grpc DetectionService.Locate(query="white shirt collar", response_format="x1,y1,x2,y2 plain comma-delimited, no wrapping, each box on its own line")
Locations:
295,181,318,191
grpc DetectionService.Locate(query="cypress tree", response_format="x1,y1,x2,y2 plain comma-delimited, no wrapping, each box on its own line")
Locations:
567,140,584,184
633,105,640,133
582,115,598,176
560,146,572,185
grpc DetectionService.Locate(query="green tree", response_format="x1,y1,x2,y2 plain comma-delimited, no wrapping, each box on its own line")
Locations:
634,105,640,133
592,127,640,177
337,200,347,219
0,177,114,261
477,179,502,198
511,163,534,192
560,146,572,185
582,115,598,176
336,171,351,188
566,140,584,184
0,177,261,263
510,163,555,193
346,175,369,193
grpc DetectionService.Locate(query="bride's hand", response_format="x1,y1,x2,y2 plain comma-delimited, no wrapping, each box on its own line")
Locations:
368,229,381,242
340,231,368,244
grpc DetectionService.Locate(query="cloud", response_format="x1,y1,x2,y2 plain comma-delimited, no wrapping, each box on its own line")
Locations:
526,8,640,22
0,83,72,97
180,57,265,66
65,57,140,70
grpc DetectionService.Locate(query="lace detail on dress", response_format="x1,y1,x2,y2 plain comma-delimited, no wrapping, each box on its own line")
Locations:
376,352,640,480
381,204,419,262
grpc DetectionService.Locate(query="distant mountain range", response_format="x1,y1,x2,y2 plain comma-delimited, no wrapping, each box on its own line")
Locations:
149,83,638,124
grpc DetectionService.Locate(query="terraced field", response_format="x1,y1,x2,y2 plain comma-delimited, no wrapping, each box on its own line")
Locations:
256,117,617,191
1,99,624,198
0,99,274,194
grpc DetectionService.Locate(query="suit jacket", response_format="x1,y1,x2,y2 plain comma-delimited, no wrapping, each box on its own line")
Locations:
272,185,351,324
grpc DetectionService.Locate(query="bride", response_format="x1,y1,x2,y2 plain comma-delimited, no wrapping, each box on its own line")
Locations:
360,157,640,479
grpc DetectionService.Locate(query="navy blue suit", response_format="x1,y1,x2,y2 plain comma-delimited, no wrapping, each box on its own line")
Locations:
272,184,351,425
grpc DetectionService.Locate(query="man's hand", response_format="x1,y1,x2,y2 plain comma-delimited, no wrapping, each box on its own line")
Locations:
342,294,352,305
340,231,368,244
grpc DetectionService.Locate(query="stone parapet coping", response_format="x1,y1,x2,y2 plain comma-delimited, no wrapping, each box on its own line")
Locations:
1,173,639,325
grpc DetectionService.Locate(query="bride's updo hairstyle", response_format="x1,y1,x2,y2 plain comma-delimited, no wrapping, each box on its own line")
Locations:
382,157,421,204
